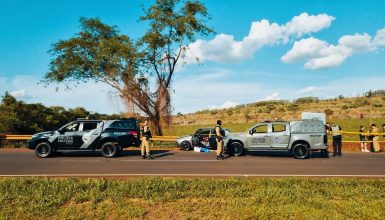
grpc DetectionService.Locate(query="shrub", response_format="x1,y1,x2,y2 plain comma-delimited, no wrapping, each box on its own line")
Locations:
294,97,319,104
287,104,299,111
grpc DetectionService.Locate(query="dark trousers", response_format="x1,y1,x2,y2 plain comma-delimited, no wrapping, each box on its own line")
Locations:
332,135,342,156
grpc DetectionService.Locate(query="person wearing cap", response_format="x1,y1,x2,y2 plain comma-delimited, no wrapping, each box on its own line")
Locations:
140,120,153,159
330,123,343,157
215,120,225,160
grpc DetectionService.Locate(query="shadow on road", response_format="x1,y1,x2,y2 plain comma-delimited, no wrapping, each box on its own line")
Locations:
243,151,329,159
52,150,174,158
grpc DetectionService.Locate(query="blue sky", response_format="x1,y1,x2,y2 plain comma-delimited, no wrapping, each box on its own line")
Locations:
1,0,385,114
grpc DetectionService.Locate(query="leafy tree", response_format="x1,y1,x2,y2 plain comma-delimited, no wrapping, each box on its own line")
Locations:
43,0,213,135
0,92,120,134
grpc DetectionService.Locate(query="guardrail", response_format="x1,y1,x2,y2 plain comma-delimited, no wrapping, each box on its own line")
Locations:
151,136,178,142
0,134,32,140
1,132,384,143
0,134,178,142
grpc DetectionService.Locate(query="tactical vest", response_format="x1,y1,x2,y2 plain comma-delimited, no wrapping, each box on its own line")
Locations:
215,125,225,137
331,125,341,136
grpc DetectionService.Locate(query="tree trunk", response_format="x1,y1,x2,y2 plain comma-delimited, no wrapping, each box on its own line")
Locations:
150,115,163,136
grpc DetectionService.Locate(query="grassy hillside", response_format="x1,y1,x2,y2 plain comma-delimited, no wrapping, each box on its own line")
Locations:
173,95,385,126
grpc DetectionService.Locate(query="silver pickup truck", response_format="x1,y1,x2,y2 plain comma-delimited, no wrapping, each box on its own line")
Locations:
226,120,328,159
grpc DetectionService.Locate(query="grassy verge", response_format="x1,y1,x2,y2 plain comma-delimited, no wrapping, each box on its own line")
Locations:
0,140,27,148
0,177,384,219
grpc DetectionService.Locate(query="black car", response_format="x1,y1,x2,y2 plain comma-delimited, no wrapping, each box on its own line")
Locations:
176,127,231,151
27,118,140,158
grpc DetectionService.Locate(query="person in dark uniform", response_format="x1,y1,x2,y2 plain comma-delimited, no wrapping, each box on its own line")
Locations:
322,122,331,155
331,123,342,157
215,120,225,160
359,126,369,152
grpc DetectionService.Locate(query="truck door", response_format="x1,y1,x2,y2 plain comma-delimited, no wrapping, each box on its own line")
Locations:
248,124,271,149
56,122,81,149
270,123,290,149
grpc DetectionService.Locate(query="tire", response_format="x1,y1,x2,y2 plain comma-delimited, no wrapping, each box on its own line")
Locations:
35,142,53,158
180,141,192,151
100,142,119,158
292,143,310,159
229,142,244,157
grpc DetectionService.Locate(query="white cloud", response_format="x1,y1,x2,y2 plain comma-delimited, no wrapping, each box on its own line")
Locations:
262,92,281,101
172,68,279,113
282,28,385,70
373,28,385,47
297,86,323,95
183,13,334,64
208,100,238,110
10,89,26,98
0,75,125,114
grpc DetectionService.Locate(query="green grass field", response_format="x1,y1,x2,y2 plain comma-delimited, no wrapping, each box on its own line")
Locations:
0,177,384,219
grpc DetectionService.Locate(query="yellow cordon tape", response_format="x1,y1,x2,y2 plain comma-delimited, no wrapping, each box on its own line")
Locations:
1,132,384,142
341,131,385,136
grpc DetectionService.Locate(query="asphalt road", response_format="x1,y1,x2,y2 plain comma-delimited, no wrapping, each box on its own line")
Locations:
1,149,385,177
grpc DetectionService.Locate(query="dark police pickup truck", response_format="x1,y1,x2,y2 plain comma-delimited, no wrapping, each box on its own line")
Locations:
27,118,140,158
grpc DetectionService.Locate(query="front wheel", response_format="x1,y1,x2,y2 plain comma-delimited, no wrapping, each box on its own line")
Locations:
292,143,310,159
35,142,53,158
180,141,192,151
100,142,119,158
229,142,244,157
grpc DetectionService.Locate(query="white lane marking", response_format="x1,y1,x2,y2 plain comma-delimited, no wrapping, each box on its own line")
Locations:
1,174,385,178
120,159,218,162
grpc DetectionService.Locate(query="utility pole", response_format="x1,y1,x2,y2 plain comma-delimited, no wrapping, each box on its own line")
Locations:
366,90,373,125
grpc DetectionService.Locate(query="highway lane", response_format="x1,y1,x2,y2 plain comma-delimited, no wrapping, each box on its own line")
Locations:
1,149,385,177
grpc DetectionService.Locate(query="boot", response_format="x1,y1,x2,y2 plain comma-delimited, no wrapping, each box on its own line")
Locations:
147,155,154,160
142,155,146,159
221,154,225,160
216,155,223,160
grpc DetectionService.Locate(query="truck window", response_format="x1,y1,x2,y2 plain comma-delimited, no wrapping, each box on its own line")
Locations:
64,123,80,132
82,122,99,131
272,124,286,132
109,120,136,130
253,125,268,133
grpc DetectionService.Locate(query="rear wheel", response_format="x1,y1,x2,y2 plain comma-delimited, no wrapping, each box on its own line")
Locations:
35,142,53,158
229,142,244,157
100,142,119,158
180,141,192,151
292,143,310,159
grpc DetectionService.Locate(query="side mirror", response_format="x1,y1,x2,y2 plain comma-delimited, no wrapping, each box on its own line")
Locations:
249,130,253,135
58,129,65,134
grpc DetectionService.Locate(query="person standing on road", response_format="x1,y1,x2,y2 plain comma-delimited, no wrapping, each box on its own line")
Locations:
140,120,153,159
215,120,225,160
320,122,331,156
371,124,380,153
331,123,343,157
359,126,369,152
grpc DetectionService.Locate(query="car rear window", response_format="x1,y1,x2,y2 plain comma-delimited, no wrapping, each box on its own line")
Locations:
109,120,137,130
